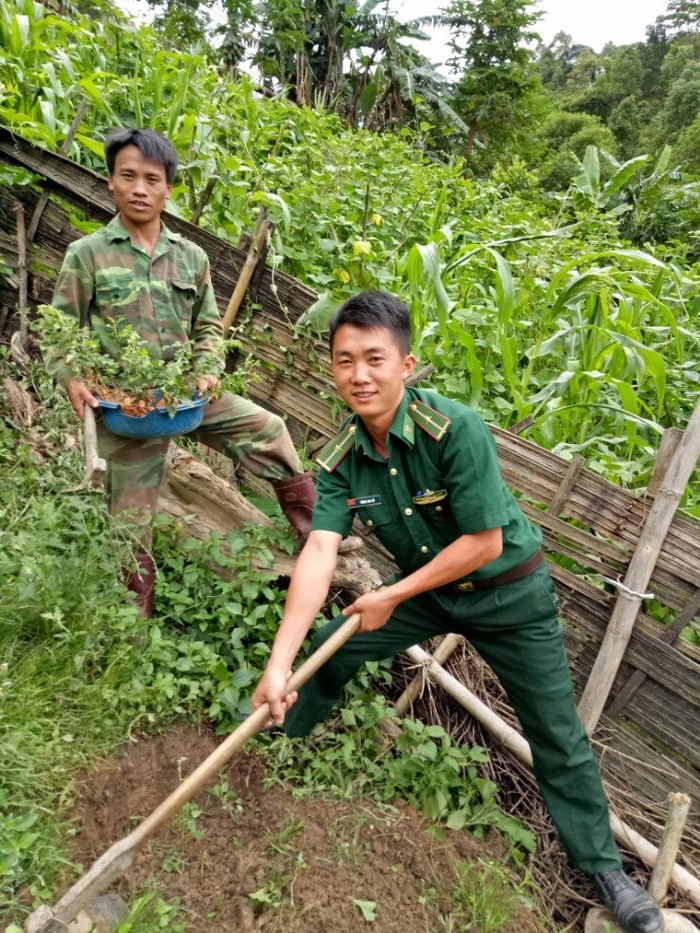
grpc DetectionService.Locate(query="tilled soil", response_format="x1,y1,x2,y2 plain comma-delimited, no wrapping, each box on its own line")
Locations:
68,722,546,932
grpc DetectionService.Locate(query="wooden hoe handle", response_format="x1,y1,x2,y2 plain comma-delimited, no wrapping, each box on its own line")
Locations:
83,405,106,488
26,614,362,932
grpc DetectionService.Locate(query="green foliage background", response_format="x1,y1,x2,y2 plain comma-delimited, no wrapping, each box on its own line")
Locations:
1,0,699,926
1,0,699,500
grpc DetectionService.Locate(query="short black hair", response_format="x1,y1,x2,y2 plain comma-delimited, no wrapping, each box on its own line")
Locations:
104,127,178,184
329,291,412,355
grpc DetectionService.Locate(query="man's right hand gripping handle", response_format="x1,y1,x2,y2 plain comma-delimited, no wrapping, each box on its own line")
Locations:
66,379,98,421
252,665,298,727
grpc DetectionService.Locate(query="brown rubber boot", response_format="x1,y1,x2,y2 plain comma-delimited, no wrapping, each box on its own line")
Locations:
273,472,363,554
124,553,155,617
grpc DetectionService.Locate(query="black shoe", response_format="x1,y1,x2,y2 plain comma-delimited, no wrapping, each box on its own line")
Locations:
594,871,664,933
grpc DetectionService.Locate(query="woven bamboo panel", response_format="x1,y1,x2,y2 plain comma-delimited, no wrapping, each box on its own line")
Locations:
2,135,699,817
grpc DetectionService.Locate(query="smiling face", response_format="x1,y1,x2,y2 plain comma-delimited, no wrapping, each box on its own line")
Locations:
331,324,417,426
108,144,172,231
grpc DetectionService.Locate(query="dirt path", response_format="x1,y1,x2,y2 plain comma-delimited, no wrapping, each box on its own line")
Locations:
68,723,547,932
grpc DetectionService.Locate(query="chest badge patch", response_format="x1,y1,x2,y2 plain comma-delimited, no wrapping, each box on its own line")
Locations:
347,495,382,508
412,488,447,505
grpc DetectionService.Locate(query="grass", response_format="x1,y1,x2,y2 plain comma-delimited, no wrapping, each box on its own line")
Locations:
447,859,538,932
113,890,189,932
0,364,552,931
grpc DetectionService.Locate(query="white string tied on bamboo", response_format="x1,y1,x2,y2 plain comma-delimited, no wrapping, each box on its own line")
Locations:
401,657,433,703
602,576,655,601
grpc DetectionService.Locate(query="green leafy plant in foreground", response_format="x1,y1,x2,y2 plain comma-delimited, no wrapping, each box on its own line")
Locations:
113,890,188,932
36,305,197,414
35,305,259,417
448,859,537,932
264,697,537,860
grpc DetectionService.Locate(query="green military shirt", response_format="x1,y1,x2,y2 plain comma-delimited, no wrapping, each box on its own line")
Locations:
47,214,224,387
312,387,542,581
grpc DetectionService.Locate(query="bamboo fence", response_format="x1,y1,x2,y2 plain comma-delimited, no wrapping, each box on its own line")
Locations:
1,128,699,921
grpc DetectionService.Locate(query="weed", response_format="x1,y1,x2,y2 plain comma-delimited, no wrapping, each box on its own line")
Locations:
37,306,198,414
249,818,308,919
448,859,534,932
162,852,190,874
206,777,244,816
264,695,536,858
353,898,378,922
179,802,205,841
113,889,188,931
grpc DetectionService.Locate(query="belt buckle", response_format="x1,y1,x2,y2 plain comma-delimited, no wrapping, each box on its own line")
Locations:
456,580,476,592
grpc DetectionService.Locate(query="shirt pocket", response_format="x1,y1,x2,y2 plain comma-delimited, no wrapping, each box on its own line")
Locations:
171,279,198,332
415,497,460,537
356,503,393,534
94,269,138,323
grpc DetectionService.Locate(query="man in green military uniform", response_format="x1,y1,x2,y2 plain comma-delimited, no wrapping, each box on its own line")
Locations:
47,127,357,616
252,292,663,933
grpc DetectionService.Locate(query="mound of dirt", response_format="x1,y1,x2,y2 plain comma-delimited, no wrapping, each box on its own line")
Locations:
68,723,546,932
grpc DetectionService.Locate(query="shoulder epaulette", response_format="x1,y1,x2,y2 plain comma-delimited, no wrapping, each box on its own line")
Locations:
408,399,451,441
316,423,357,473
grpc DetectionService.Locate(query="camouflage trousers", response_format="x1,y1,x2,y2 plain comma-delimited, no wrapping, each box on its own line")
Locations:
97,392,302,550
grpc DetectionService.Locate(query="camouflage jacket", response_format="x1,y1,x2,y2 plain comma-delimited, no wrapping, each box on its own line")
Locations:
47,214,225,387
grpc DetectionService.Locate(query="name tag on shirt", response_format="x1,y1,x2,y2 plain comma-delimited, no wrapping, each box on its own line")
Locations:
347,495,382,508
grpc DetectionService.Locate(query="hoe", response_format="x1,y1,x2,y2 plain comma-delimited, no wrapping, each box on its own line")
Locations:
25,614,362,933
28,413,696,931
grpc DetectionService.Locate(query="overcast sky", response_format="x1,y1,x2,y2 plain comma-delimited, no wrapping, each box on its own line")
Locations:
394,0,670,62
119,0,671,56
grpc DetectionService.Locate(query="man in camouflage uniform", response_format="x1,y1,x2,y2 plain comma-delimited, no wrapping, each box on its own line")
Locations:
47,127,357,617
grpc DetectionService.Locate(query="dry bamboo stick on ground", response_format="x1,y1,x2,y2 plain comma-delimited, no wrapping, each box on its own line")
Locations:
14,202,28,344
649,793,692,904
403,643,700,908
578,396,700,733
394,634,464,716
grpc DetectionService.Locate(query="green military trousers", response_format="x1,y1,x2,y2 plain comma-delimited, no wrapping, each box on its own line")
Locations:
284,562,621,875
97,392,302,549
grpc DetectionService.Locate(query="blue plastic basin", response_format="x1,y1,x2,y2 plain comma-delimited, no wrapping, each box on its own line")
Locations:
98,394,209,439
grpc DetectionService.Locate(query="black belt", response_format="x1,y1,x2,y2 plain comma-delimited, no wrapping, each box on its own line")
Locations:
453,547,544,593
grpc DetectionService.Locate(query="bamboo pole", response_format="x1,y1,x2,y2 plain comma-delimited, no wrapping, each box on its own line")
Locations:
649,793,692,904
14,202,28,345
578,396,700,734
25,614,362,933
394,634,464,717
606,588,700,717
221,208,270,333
403,643,700,908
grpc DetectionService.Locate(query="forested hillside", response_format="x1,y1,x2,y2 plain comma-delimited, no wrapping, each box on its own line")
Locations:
104,0,700,179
